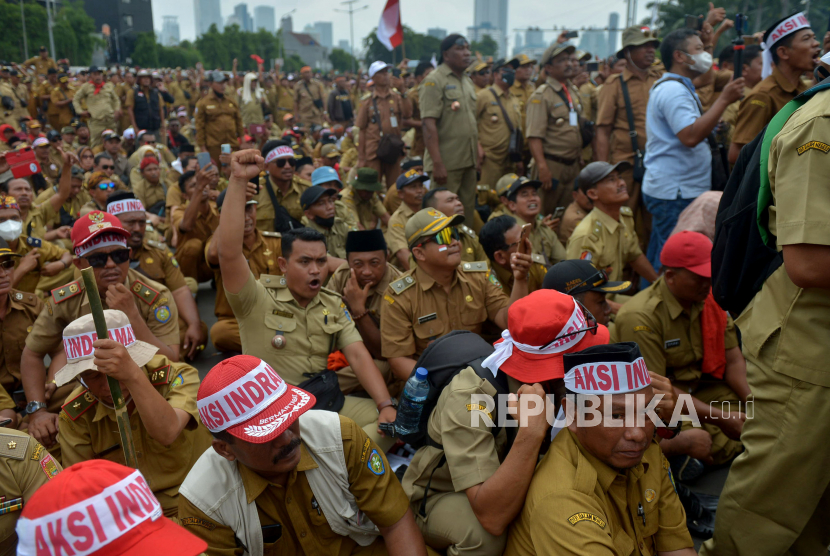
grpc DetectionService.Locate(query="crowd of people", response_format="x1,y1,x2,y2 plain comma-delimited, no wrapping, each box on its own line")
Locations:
0,4,828,555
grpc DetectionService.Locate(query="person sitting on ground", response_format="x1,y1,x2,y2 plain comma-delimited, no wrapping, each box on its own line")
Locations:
479,214,547,295
422,187,487,263
386,169,429,270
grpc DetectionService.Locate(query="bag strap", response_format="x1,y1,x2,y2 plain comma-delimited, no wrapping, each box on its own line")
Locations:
371,96,385,137
303,80,317,100
262,175,299,232
489,88,515,134
618,77,641,158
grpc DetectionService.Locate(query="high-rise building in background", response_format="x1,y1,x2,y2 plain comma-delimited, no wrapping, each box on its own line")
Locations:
281,15,293,33
302,24,321,44
338,39,351,53
608,12,620,55
195,0,223,36
525,27,544,48
577,29,608,58
254,6,275,33
473,0,508,58
467,23,504,58
313,22,333,48
84,0,154,63
160,16,180,46
225,15,242,29
428,27,447,40
233,3,253,32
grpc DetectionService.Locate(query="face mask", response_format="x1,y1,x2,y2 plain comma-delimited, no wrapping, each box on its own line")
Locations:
0,220,22,241
501,70,516,87
684,51,713,74
313,216,335,229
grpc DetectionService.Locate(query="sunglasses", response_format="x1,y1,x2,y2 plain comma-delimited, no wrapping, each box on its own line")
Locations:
100,165,114,170
96,182,116,190
276,158,296,168
476,70,490,76
540,300,598,350
83,248,130,268
0,259,15,271
419,226,459,248
565,269,609,295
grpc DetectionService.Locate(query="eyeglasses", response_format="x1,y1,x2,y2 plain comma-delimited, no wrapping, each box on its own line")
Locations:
276,158,296,168
540,300,598,350
83,248,130,268
476,70,490,76
100,165,114,170
96,182,116,190
565,268,608,295
0,259,15,271
418,226,459,248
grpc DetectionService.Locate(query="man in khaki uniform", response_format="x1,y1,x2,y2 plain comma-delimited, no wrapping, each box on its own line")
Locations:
566,162,658,285
422,187,487,264
0,428,62,554
8,71,32,131
21,47,57,77
526,44,585,215
300,186,353,259
615,231,748,466
293,66,326,126
405,62,434,158
55,310,211,517
49,74,75,131
477,59,524,190
508,53,537,131
339,167,389,230
504,343,695,556
420,34,479,225
72,67,121,149
558,181,593,244
195,71,243,165
357,61,411,187
380,208,529,381
218,150,402,450
479,214,547,295
254,142,307,232
22,212,180,450
171,168,219,283
699,67,830,556
327,229,402,395
467,60,491,92
386,170,427,270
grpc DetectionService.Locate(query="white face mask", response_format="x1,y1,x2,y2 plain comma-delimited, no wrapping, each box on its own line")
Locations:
684,51,713,74
0,220,22,242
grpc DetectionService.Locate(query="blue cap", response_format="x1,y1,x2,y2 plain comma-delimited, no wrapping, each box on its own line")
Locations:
311,166,342,188
415,367,428,379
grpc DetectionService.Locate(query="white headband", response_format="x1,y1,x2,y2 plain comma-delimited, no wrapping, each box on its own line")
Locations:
564,356,651,395
761,13,809,79
74,232,128,257
107,199,145,216
16,470,162,556
264,145,295,165
64,325,136,362
481,299,587,376
197,360,287,432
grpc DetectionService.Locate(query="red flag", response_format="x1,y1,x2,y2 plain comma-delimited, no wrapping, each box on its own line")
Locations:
250,54,264,65
377,0,403,51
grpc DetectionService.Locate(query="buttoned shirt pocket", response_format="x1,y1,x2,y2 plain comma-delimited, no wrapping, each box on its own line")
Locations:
460,301,487,328
413,317,448,343
611,527,637,555
264,314,298,353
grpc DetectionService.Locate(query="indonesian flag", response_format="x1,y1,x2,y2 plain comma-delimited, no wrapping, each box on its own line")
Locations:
377,0,403,51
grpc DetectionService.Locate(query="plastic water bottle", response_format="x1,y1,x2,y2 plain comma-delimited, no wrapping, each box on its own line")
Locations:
395,367,430,435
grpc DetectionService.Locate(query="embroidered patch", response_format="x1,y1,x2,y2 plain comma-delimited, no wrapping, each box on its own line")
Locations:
633,325,652,333
530,99,541,104
384,294,395,305
30,443,44,461
664,339,681,349
181,517,217,531
645,488,656,503
487,271,502,289
360,438,371,463
466,403,493,421
568,512,606,528
40,454,60,480
749,99,767,108
170,374,184,388
154,305,171,323
796,141,830,155
580,251,593,261
367,449,385,475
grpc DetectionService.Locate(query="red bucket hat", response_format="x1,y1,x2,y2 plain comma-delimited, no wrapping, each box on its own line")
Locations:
71,211,131,257
197,355,315,444
16,459,207,556
482,289,610,382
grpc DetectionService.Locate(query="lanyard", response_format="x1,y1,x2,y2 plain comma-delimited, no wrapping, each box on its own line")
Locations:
562,85,574,112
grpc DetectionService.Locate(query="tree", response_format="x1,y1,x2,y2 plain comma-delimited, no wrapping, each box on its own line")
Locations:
329,48,359,72
471,34,498,57
193,24,282,72
363,26,441,66
131,32,159,68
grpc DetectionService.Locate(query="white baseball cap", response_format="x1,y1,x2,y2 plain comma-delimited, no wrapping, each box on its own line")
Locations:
368,61,392,78
122,127,136,140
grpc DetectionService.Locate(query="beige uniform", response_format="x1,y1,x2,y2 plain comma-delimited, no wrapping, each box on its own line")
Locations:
171,201,219,283
9,236,69,295
477,85,523,190
558,201,587,244
194,89,243,164
385,203,416,263
355,88,411,187
509,80,536,131
490,253,547,296
72,82,120,148
458,223,487,264
59,355,211,516
254,174,308,232
293,79,326,126
566,206,642,283
339,186,387,231
301,216,353,259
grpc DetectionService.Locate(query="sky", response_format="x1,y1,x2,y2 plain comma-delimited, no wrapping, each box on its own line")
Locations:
151,0,653,52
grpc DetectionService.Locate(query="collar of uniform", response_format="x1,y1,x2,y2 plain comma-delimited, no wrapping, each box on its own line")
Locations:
654,274,700,320
591,206,621,233
8,290,27,310
398,203,417,219
289,175,307,195
567,428,646,492
771,65,801,94
237,446,318,504
275,281,324,310
545,76,565,92
374,264,398,296
413,263,460,291
247,228,265,253
372,87,392,99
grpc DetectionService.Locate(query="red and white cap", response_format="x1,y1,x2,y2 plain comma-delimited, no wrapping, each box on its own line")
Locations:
263,145,295,165
481,289,609,382
71,211,130,257
16,460,207,556
197,355,315,443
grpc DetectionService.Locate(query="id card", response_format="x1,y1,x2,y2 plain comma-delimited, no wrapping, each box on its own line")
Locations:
569,111,578,127
390,115,398,128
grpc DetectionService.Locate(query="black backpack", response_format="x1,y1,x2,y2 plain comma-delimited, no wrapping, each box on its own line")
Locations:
712,77,830,314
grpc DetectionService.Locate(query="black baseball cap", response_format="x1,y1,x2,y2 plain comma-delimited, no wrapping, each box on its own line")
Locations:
300,186,337,210
542,259,632,295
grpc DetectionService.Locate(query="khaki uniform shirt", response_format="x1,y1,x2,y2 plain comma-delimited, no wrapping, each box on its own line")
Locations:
21,56,57,76
178,415,410,556
0,290,42,396
735,89,830,386
559,201,587,244
293,79,326,126
225,272,363,386
504,430,693,556
270,84,295,122
355,88,411,162
490,254,547,296
578,82,597,122
59,355,211,511
525,77,583,160
407,85,426,157
419,64,479,172
458,223,487,263
131,239,187,293
195,89,243,149
25,269,180,356
327,263,402,332
301,216,353,259
171,201,220,244
566,207,642,283
132,177,167,211
207,230,283,320
49,85,75,129
255,175,309,232
515,216,567,268
380,263,509,360
732,66,809,147
37,192,84,230
385,202,417,256
10,236,67,294
11,83,31,127
614,276,738,383
596,68,663,164
402,366,508,505
339,187,386,230
510,80,536,130
72,82,120,122
22,206,47,240
0,429,62,555
476,85,522,161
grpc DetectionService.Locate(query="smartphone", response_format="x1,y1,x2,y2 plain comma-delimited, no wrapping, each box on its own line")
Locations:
12,390,25,408
685,14,703,31
585,61,600,72
552,206,566,220
565,30,579,39
197,151,211,169
221,143,231,154
261,524,282,543
518,223,532,255
0,419,11,428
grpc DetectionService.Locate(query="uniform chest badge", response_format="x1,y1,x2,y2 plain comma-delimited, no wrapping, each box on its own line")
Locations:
645,489,656,503
367,449,385,475
154,305,171,323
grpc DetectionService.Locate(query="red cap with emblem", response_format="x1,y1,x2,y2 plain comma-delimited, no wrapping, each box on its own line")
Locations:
71,211,130,257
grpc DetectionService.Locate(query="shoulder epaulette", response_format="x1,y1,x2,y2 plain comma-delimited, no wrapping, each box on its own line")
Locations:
131,279,160,306
149,365,172,386
261,274,286,288
146,239,167,250
361,92,371,101
61,389,97,421
26,236,42,248
531,253,546,265
476,184,492,192
620,206,633,217
10,289,38,307
0,433,29,461
461,261,489,272
535,83,548,94
592,220,603,237
262,231,282,238
459,224,476,238
389,274,417,295
51,280,83,304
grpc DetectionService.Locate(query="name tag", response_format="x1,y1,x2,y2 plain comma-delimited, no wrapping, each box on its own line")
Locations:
569,111,578,127
418,313,437,324
390,115,398,128
664,339,681,349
